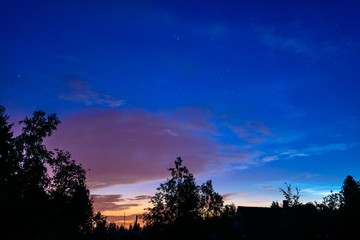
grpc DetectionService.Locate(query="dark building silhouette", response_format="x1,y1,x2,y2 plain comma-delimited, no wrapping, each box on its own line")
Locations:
234,201,327,240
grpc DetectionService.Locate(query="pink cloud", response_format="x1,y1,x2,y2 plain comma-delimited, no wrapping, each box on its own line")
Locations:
128,195,153,201
46,108,244,189
260,186,275,189
222,192,244,201
91,194,134,211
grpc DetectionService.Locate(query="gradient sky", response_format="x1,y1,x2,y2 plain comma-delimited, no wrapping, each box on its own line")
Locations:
1,0,360,226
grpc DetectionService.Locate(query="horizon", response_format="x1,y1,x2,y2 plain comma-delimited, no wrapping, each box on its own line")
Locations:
1,0,360,227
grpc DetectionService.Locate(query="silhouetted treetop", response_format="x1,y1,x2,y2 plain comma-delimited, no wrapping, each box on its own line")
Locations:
142,157,223,228
279,182,301,207
340,175,360,209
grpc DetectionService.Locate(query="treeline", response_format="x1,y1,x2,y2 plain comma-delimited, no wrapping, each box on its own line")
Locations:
1,106,359,239
266,176,360,239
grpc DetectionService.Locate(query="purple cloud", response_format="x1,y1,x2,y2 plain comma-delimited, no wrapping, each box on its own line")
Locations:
91,194,140,212
222,192,244,201
128,195,153,201
46,108,248,188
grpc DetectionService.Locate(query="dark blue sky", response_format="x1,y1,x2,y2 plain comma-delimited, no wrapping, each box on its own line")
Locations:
1,0,360,216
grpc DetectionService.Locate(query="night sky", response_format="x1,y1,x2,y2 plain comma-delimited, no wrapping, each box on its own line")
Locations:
1,0,360,225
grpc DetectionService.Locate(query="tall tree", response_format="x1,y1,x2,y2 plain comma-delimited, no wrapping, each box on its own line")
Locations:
142,157,223,234
340,175,360,209
49,150,94,238
142,157,200,227
0,106,17,199
0,106,17,186
0,106,95,239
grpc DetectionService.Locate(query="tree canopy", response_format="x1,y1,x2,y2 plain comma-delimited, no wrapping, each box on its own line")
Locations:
142,157,224,236
0,106,94,239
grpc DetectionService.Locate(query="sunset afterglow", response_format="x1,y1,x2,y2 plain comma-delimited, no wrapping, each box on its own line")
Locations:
1,0,360,229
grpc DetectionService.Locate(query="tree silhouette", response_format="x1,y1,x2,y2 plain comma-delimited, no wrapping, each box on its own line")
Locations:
0,106,17,188
279,182,301,207
49,149,94,238
335,175,360,239
317,190,341,211
0,106,94,239
142,158,200,226
200,180,224,218
142,157,223,238
0,106,22,239
340,175,360,209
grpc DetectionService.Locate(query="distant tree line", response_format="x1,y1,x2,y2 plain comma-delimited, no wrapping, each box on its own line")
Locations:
268,176,360,239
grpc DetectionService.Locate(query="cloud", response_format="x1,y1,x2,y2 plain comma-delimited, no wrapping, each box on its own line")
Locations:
222,192,244,201
91,194,136,211
257,27,311,55
303,144,348,153
280,143,350,159
44,105,355,191
258,143,353,165
128,195,153,201
92,194,124,202
229,121,272,143
46,108,254,189
164,129,178,137
261,156,278,162
261,186,275,189
59,79,124,107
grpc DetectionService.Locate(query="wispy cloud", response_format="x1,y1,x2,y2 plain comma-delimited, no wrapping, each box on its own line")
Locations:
222,192,244,201
257,27,311,55
229,121,272,143
128,195,153,201
280,143,350,159
303,144,349,153
164,129,178,137
59,79,124,107
260,186,275,189
258,143,353,165
261,156,279,162
91,194,131,211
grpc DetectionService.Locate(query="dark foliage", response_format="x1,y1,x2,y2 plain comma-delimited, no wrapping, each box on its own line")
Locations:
279,182,301,207
141,157,229,239
261,176,360,240
0,106,93,239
